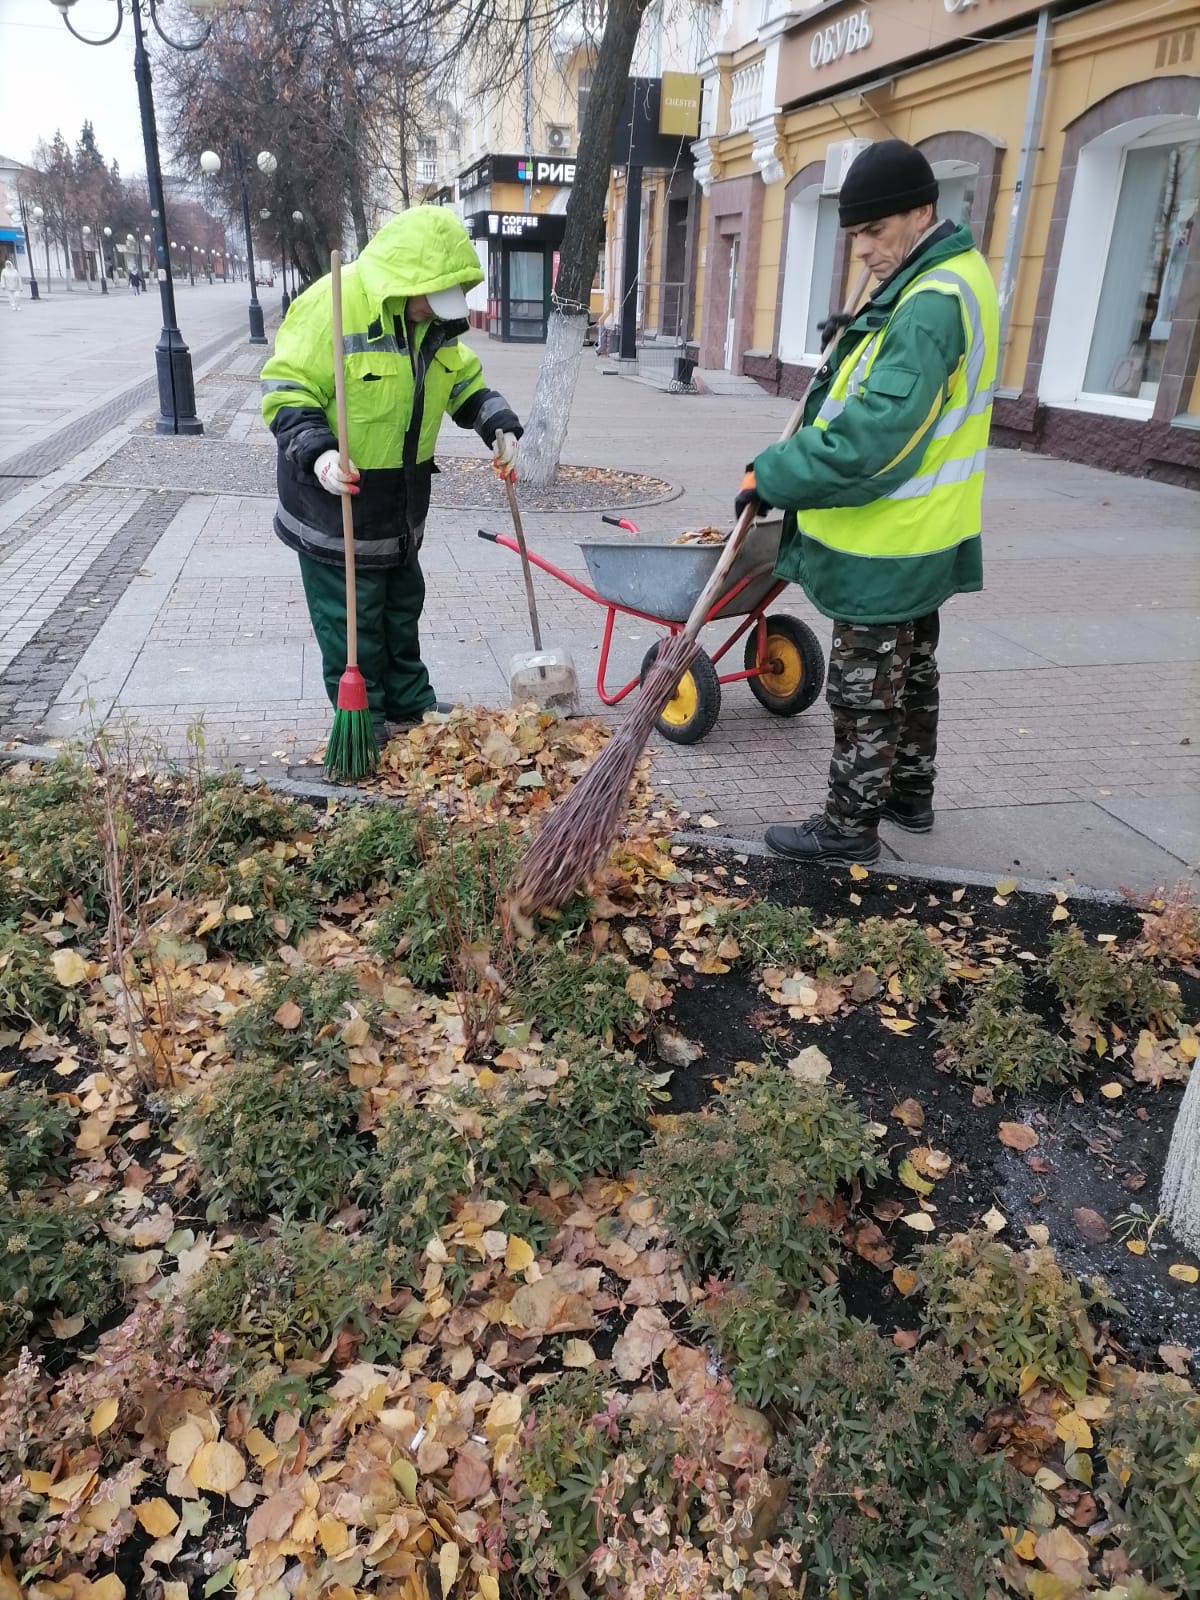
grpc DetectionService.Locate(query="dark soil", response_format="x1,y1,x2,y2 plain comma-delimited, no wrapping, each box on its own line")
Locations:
662,848,1200,1362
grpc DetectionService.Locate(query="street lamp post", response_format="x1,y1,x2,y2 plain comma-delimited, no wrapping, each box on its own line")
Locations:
99,225,111,293
6,201,39,300
49,0,209,436
199,145,274,344
33,205,50,294
81,224,99,291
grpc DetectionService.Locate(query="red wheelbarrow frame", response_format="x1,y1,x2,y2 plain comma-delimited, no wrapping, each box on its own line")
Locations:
478,527,788,706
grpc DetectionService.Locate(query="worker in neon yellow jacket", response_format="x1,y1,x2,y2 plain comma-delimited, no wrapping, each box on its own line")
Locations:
261,208,521,741
737,142,998,866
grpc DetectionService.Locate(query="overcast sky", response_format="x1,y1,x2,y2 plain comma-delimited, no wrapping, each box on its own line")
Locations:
1,0,153,176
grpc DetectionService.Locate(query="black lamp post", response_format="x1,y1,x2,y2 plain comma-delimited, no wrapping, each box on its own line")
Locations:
34,205,51,294
50,0,208,436
200,145,274,344
6,201,39,300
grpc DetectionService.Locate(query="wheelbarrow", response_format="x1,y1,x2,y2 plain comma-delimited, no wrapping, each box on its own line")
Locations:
477,515,825,744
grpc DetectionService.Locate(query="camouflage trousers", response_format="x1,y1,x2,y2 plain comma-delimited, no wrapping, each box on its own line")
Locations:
824,611,940,835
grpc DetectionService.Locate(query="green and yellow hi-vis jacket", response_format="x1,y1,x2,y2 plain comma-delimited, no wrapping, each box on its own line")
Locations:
755,222,998,624
261,206,520,570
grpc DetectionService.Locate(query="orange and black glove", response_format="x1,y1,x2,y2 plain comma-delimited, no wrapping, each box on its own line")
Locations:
734,464,773,521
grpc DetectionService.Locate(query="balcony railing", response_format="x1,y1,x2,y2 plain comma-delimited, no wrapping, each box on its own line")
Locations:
728,59,764,132
415,158,437,185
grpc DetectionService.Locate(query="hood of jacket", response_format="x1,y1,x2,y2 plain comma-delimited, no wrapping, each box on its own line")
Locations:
353,206,483,318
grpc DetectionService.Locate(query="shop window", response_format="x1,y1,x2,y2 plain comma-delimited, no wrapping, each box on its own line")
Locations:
932,160,978,230
1041,116,1200,416
779,187,839,363
1083,140,1198,400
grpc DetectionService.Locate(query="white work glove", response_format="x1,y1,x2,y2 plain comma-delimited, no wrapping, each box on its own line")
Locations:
314,449,360,496
491,431,519,484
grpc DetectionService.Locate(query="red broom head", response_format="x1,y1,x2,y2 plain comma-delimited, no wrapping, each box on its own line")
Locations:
336,664,369,712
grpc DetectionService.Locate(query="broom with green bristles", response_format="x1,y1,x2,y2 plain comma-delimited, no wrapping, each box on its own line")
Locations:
323,249,378,782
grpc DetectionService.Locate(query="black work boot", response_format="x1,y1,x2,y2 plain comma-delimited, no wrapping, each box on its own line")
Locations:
765,813,881,866
880,792,935,833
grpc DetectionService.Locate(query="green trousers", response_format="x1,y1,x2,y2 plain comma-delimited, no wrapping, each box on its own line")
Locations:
299,555,435,727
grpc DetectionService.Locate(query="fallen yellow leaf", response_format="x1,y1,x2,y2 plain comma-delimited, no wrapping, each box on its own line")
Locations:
90,1398,119,1437
892,1266,917,1295
1055,1410,1094,1451
318,1513,351,1556
134,1499,179,1538
994,877,1017,896
1126,1238,1147,1256
477,1578,500,1600
902,1211,935,1233
439,1543,460,1594
848,864,869,881
562,1339,596,1368
1003,1525,1038,1561
51,948,88,986
1099,1080,1123,1098
1169,1264,1199,1284
187,1439,246,1495
504,1235,535,1274
484,1391,522,1438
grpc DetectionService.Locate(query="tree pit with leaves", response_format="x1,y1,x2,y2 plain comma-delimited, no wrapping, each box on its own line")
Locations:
0,706,1198,1600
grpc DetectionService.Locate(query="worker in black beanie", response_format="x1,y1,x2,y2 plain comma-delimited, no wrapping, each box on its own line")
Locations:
734,138,999,865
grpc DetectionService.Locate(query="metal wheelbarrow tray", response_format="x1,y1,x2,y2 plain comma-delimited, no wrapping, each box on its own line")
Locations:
577,519,785,623
477,513,824,745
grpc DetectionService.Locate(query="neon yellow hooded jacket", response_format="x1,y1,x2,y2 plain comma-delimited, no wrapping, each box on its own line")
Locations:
261,207,520,569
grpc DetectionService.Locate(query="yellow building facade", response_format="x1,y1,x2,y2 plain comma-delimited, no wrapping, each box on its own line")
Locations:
689,0,1200,482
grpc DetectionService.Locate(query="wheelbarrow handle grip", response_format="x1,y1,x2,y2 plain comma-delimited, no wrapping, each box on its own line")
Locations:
477,528,500,543
601,515,639,532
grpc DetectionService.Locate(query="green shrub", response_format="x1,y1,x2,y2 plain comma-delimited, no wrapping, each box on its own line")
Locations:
716,899,816,970
226,964,364,1066
820,915,949,1003
368,826,521,988
181,1058,367,1221
512,945,640,1041
186,777,311,852
1098,1374,1200,1592
939,965,1077,1092
367,1100,473,1279
0,765,105,919
184,1222,420,1405
916,1231,1110,1400
697,1271,851,1410
0,923,75,1028
187,852,317,961
1048,926,1179,1032
0,1194,119,1353
314,803,423,895
641,1069,882,1290
0,1086,74,1198
778,1324,1030,1600
474,1039,659,1193
505,1369,622,1588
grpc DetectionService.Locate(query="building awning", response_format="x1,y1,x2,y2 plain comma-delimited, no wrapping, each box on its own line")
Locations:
0,226,23,242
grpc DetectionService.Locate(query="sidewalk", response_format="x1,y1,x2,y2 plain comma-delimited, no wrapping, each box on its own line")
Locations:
1,319,1197,894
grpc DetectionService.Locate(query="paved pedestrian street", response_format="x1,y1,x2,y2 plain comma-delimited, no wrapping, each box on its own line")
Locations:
0,297,1196,892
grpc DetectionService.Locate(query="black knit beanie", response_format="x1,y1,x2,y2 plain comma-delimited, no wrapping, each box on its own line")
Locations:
838,141,939,227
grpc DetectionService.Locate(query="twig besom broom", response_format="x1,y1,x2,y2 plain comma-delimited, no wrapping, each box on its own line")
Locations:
506,269,871,931
323,249,379,782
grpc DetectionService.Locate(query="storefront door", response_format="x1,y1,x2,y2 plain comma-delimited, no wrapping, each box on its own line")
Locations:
724,237,740,370
506,249,548,340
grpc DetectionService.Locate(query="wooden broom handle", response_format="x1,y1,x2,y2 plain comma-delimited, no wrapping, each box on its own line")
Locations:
680,266,872,646
329,250,359,669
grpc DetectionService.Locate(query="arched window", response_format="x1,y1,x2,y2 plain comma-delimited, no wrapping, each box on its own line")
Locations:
1041,113,1200,414
779,180,839,365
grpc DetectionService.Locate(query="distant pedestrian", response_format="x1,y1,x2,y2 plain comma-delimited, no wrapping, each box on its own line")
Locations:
129,270,141,295
1,257,20,311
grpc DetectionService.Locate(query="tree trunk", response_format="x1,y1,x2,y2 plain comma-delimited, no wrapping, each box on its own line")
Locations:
1162,1066,1200,1255
519,0,647,489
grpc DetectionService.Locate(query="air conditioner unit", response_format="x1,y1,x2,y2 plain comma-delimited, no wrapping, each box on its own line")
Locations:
546,125,570,151
822,137,872,195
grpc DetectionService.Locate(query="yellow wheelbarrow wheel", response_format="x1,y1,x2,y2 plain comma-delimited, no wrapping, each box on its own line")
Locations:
745,614,825,716
640,641,722,745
